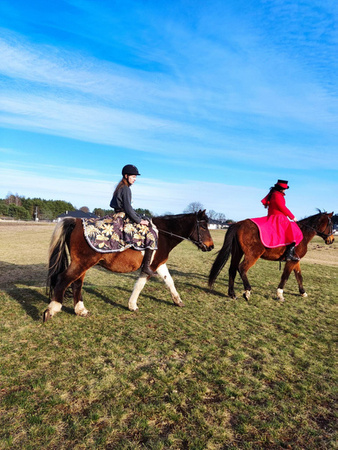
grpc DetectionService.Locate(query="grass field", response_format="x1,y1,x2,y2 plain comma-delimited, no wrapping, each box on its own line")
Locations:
0,222,337,449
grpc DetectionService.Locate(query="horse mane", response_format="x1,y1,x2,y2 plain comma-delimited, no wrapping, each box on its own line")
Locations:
155,211,209,222
156,213,192,221
298,210,327,229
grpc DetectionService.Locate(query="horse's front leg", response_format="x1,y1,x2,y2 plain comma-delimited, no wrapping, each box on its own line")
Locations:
277,261,298,302
157,264,184,307
128,273,148,311
293,262,307,298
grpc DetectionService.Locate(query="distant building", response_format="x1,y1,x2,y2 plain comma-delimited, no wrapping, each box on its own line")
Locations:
208,219,229,230
57,210,99,221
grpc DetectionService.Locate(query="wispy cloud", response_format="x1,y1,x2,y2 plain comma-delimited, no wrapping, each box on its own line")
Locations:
0,164,334,220
0,1,337,218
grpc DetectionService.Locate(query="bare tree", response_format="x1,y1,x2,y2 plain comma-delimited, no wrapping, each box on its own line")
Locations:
184,202,204,213
6,193,22,206
208,209,217,220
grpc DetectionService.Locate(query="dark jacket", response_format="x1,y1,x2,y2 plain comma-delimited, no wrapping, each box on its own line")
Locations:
110,185,141,223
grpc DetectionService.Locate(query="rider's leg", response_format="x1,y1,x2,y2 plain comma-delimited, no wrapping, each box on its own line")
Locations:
285,242,300,261
141,248,156,276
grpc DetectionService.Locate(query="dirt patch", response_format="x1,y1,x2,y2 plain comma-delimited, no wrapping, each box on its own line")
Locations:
302,238,338,266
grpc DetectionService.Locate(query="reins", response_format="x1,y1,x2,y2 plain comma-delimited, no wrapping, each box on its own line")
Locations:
299,217,333,239
156,216,207,247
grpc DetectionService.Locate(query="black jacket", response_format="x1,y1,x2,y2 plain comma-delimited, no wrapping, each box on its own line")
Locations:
110,185,141,223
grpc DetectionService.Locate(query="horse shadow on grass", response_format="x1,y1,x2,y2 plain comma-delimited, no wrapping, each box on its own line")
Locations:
1,260,212,320
84,285,175,310
0,261,74,321
83,268,175,310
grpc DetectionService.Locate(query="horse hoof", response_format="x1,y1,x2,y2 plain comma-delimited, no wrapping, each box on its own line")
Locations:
176,301,184,307
43,309,52,322
243,290,251,301
129,307,139,312
301,292,308,298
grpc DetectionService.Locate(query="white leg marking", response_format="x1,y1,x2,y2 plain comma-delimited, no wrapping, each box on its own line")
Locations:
277,288,285,302
301,292,308,298
128,274,148,311
49,300,62,316
157,264,183,306
243,290,251,300
74,301,89,317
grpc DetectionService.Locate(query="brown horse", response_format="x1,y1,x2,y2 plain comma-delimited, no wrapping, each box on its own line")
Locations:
44,210,214,321
208,211,334,302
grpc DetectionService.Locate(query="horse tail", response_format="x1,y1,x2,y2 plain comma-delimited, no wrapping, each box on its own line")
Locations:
46,218,76,299
208,223,239,288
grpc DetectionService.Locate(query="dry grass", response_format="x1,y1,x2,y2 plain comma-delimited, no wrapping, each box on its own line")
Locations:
0,222,337,449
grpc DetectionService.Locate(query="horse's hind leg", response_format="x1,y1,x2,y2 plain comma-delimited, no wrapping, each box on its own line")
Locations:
44,264,88,321
73,274,90,317
228,249,243,299
238,255,261,301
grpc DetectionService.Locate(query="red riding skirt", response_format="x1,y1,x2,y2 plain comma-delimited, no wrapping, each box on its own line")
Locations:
250,214,303,248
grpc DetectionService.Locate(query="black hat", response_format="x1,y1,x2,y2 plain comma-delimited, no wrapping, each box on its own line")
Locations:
275,179,289,189
122,164,141,176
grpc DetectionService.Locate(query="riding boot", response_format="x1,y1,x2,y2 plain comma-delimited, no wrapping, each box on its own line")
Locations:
141,249,156,276
285,243,300,262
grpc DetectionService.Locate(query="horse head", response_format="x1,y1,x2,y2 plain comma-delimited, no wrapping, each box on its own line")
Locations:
190,210,214,252
308,211,335,244
319,212,335,244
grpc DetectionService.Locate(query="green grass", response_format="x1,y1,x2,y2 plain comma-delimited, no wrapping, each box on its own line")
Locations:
0,224,337,449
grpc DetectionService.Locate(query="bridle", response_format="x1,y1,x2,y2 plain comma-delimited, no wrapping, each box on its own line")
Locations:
301,215,333,240
157,215,208,248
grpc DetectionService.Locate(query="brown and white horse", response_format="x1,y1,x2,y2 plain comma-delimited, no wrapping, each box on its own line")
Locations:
44,210,214,321
208,211,334,302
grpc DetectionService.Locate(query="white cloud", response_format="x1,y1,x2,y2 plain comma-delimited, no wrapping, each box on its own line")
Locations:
0,166,331,221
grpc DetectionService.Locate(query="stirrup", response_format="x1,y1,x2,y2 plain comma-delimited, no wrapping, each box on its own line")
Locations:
286,254,300,262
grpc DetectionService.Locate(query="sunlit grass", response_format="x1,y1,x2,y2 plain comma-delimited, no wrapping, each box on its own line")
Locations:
0,224,337,448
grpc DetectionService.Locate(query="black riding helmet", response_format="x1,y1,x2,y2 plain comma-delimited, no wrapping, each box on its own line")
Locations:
122,164,141,176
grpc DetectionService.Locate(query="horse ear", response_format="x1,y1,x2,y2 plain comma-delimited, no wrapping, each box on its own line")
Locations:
198,209,206,217
329,212,334,217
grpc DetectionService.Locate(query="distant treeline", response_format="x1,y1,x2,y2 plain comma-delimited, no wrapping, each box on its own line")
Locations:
92,207,153,218
0,194,154,221
1,194,337,225
0,194,76,221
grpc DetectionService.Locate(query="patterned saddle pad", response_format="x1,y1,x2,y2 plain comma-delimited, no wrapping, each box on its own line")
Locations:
82,212,158,253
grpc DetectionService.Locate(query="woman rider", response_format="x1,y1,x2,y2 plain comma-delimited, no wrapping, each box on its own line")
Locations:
110,164,157,276
261,179,303,261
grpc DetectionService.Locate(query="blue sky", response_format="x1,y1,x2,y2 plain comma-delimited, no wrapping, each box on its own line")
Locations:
0,0,337,220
